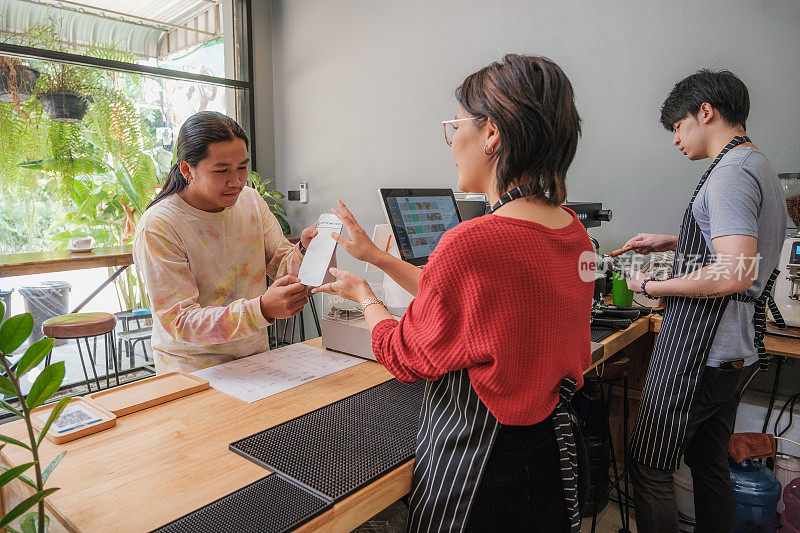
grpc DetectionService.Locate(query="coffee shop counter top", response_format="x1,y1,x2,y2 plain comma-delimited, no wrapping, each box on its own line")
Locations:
0,322,650,533
650,314,800,359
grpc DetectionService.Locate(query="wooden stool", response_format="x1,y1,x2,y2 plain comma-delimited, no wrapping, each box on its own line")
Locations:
588,354,632,533
43,312,119,391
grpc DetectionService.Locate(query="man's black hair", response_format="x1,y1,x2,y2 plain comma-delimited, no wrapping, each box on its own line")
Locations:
660,69,749,131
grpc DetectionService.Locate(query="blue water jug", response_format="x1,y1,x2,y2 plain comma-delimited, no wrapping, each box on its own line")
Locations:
730,458,781,533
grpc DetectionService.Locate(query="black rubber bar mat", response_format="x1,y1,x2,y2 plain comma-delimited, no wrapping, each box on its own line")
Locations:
591,327,616,343
151,475,330,533
595,305,653,319
230,379,425,502
591,317,633,330
592,308,642,321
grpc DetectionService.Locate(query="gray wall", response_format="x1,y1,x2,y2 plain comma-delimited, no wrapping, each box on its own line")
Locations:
262,0,800,273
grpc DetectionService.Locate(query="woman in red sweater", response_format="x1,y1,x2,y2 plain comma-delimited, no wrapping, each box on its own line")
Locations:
313,54,593,532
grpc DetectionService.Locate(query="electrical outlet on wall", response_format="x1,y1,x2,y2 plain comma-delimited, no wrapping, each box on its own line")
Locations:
287,182,309,203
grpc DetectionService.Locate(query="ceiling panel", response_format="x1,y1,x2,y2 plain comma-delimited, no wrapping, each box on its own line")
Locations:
72,0,217,28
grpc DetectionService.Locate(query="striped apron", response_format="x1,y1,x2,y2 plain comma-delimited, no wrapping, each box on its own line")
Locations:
629,136,782,470
407,369,585,532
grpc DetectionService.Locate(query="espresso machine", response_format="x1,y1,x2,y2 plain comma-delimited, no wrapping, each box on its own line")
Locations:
563,202,614,302
772,173,800,327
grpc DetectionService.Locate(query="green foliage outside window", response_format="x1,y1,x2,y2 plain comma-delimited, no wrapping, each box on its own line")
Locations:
0,23,167,310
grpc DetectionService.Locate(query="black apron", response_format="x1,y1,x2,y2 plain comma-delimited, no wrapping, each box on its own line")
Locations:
629,136,782,470
407,369,584,532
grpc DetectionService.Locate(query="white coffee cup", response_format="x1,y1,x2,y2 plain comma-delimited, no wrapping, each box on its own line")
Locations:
69,237,92,249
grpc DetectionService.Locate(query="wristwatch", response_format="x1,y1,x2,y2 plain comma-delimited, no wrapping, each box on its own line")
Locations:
641,277,659,300
298,241,307,255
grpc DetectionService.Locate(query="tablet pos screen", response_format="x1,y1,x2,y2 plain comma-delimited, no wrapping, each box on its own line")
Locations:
380,188,462,266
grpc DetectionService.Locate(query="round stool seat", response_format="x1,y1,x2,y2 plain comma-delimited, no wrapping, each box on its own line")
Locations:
43,312,116,339
592,355,630,381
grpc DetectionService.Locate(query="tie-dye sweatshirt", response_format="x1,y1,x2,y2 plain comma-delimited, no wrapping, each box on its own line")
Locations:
133,186,303,373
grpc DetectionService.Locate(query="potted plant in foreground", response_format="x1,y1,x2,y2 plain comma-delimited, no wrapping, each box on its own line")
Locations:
0,300,70,533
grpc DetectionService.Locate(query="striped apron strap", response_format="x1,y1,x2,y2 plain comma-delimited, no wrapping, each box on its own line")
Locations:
489,182,538,213
553,377,582,533
753,268,785,369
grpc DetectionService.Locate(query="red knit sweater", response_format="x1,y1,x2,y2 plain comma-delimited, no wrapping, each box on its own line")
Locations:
371,209,594,425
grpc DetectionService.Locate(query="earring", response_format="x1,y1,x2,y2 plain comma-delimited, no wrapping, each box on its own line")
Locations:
483,144,495,155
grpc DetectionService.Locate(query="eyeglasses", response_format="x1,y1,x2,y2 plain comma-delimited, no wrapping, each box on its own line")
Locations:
442,117,478,146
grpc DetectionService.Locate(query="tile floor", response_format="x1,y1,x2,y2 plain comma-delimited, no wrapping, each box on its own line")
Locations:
582,501,637,532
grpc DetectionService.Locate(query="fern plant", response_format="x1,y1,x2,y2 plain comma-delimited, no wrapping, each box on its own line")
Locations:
15,31,166,310
0,97,50,195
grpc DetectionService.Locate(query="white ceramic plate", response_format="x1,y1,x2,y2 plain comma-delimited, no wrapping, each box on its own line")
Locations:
67,246,94,253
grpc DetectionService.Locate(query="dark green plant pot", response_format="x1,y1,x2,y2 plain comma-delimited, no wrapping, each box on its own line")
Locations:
37,91,93,123
0,64,40,103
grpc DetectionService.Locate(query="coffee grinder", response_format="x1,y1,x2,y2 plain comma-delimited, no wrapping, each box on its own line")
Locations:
772,173,800,326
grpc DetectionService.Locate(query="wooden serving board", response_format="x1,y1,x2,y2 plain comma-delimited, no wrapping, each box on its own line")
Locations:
31,397,116,445
88,372,209,416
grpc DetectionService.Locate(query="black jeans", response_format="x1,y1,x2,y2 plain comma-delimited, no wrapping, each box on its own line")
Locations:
465,417,569,533
630,364,757,533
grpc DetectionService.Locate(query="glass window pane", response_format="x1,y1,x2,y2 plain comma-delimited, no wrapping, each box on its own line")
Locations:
0,0,252,255
0,0,242,79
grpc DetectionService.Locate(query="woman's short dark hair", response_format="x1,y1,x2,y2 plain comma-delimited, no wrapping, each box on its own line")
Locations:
660,69,749,131
147,111,249,209
455,54,581,205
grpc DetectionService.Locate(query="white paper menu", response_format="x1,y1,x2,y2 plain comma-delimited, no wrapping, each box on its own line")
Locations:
299,213,343,287
191,343,362,403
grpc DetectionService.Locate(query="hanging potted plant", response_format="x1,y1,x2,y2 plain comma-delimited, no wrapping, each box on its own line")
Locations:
0,25,45,106
19,20,95,124
0,57,39,105
36,61,94,123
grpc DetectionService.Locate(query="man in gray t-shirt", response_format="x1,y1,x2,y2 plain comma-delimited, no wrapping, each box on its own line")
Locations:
694,146,787,367
623,69,788,532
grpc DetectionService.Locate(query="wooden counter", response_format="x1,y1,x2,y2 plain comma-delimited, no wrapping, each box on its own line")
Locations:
0,241,300,278
0,324,650,532
587,316,651,373
0,340,398,532
650,314,800,359
0,246,134,277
